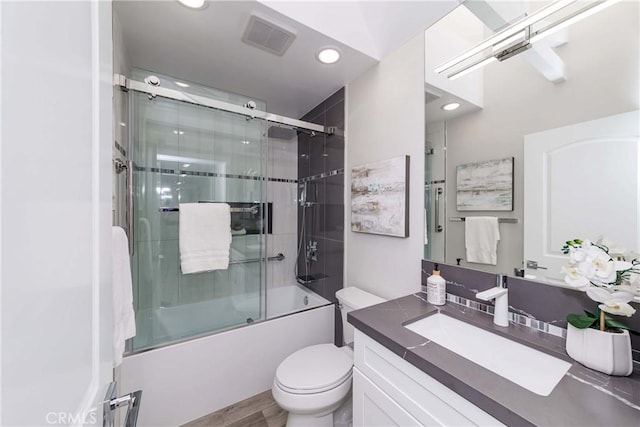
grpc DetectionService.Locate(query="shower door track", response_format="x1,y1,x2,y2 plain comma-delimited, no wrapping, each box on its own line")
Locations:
115,74,328,135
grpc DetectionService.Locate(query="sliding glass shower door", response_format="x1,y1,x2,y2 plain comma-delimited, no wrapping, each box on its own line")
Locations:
129,90,267,352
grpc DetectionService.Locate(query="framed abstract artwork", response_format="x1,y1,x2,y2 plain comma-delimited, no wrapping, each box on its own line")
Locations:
456,157,514,211
351,155,410,237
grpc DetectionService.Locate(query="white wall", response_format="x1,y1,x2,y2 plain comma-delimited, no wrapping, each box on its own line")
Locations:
345,33,425,300
1,1,114,423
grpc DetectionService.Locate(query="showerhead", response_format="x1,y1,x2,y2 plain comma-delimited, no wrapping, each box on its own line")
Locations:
296,128,316,138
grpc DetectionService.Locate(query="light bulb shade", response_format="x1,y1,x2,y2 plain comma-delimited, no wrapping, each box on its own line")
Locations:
178,0,206,9
317,48,341,64
442,103,461,111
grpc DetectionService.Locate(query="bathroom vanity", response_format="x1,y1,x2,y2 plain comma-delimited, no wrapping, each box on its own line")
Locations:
349,293,640,426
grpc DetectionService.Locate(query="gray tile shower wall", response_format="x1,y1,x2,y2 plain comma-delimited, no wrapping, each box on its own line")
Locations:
422,260,640,361
298,88,345,346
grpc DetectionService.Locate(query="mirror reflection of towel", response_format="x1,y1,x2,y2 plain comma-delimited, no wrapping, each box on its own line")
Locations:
179,203,232,274
465,217,500,265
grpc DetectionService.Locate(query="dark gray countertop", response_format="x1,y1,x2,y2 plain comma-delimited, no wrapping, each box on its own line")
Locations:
348,293,640,427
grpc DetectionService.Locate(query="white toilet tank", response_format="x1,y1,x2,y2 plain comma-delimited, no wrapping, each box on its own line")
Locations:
336,287,386,345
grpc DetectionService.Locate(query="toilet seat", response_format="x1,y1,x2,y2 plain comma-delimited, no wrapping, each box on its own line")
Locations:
275,344,353,395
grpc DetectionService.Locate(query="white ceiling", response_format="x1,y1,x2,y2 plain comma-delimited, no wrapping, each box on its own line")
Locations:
114,0,459,119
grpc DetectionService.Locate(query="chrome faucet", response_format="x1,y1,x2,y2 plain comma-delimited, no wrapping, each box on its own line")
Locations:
476,274,509,327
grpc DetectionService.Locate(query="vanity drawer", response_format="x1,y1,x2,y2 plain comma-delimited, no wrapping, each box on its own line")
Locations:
354,329,504,427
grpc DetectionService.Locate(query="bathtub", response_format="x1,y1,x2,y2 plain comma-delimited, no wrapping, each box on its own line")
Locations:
121,284,335,426
132,284,330,352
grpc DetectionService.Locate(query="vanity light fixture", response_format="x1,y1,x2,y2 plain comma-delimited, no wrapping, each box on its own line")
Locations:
448,56,497,80
441,102,461,111
173,130,185,135
529,0,620,44
177,0,206,10
317,47,341,64
241,140,251,145
175,81,190,88
436,0,618,80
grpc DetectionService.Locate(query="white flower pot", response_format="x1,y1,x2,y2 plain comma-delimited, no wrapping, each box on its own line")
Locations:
565,324,633,376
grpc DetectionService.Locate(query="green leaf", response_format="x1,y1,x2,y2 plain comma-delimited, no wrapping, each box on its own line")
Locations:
583,309,595,317
603,315,639,334
567,313,598,329
604,317,632,331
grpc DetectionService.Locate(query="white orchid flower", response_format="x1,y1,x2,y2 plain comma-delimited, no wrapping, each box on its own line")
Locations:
600,301,636,317
570,246,588,263
586,287,637,317
562,264,590,288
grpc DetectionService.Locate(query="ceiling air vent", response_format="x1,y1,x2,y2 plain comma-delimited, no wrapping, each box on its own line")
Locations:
242,15,296,56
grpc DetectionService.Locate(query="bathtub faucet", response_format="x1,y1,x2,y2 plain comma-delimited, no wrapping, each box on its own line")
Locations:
306,241,318,262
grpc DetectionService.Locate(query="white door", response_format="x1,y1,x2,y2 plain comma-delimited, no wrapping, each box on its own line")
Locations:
1,1,114,425
523,110,640,284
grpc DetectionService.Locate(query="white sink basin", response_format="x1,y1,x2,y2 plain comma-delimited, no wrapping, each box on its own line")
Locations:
405,313,571,396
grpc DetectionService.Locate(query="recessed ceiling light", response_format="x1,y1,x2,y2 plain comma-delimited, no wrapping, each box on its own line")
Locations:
441,102,461,111
183,163,191,168
177,0,206,9
317,47,340,64
119,122,127,127
175,81,190,88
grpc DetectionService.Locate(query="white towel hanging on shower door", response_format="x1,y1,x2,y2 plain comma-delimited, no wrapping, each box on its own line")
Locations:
179,202,232,274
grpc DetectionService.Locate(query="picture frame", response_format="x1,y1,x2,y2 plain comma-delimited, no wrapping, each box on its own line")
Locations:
351,155,410,237
456,157,514,211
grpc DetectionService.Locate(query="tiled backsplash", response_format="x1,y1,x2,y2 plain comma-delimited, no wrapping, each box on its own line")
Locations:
445,294,567,339
422,260,640,362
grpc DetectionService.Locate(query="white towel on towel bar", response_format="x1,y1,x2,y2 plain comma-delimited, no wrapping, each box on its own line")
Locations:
112,226,136,366
179,203,232,274
465,217,500,265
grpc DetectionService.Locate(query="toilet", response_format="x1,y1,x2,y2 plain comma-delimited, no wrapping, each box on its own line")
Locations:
272,287,386,427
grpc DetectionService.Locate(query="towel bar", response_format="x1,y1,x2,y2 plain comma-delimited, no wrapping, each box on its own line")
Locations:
229,253,285,265
114,158,134,256
160,204,259,214
449,217,518,223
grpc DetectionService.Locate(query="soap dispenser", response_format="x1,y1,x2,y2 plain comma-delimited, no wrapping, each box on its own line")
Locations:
426,264,446,305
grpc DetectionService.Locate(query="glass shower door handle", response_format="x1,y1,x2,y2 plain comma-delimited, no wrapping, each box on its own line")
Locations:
434,187,444,232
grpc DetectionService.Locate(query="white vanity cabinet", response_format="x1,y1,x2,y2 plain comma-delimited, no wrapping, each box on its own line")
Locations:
353,329,505,427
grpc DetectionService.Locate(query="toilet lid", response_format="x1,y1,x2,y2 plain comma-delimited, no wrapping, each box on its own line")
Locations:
275,344,353,394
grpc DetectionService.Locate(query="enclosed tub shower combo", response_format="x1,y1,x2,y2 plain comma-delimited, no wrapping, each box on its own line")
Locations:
114,71,341,425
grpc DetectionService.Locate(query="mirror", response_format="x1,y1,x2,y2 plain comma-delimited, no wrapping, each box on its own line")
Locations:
424,0,639,288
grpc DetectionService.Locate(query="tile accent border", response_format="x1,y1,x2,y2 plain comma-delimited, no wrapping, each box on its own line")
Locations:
299,168,344,183
443,293,567,338
134,164,297,183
